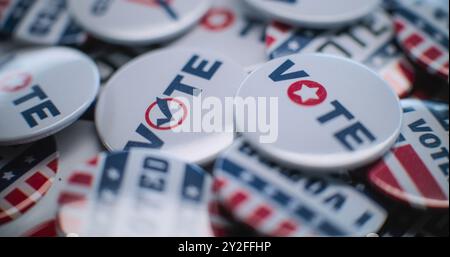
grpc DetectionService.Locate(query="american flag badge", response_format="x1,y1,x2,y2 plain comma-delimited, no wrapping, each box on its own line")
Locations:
393,0,449,80
0,136,59,225
368,99,449,209
213,139,387,237
0,0,87,45
0,121,103,237
57,150,213,237
265,10,416,98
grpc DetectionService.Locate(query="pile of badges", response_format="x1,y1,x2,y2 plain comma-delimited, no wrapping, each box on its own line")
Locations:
0,0,448,237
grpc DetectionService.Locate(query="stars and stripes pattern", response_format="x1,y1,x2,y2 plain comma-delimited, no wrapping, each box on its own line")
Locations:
394,1,449,79
213,140,388,237
0,137,59,225
213,173,311,237
369,101,449,209
0,0,86,45
265,14,415,97
214,157,361,237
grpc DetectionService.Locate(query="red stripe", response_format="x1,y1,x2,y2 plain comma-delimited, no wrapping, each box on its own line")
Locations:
394,145,447,201
58,192,86,205
212,178,226,194
272,21,291,32
272,220,298,237
24,220,57,237
369,160,404,196
69,172,93,187
227,190,248,211
422,46,442,62
246,205,272,227
394,20,405,33
87,157,99,166
404,33,424,49
46,159,58,173
5,188,28,206
266,35,276,48
26,172,48,191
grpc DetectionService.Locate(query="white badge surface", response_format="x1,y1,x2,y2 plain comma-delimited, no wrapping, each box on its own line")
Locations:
236,53,402,171
0,47,99,145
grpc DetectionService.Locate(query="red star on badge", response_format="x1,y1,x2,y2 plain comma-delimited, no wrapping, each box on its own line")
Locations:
287,80,327,107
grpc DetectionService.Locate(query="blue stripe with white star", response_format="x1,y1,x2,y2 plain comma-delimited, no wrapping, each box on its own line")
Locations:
0,137,56,192
181,164,206,203
96,152,129,203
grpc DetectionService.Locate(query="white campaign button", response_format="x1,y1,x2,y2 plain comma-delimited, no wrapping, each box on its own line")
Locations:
236,53,402,171
0,47,100,145
172,0,267,71
244,0,381,29
368,99,449,209
0,0,87,45
68,0,212,45
213,139,387,237
95,48,246,164
57,149,213,237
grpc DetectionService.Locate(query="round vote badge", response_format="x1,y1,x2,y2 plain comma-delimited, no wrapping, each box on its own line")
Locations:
393,0,449,80
213,139,387,237
265,10,415,98
68,0,212,45
236,53,402,171
368,99,449,209
172,0,267,71
0,137,59,225
57,150,213,237
243,0,381,29
0,0,87,45
95,48,246,164
0,47,100,146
